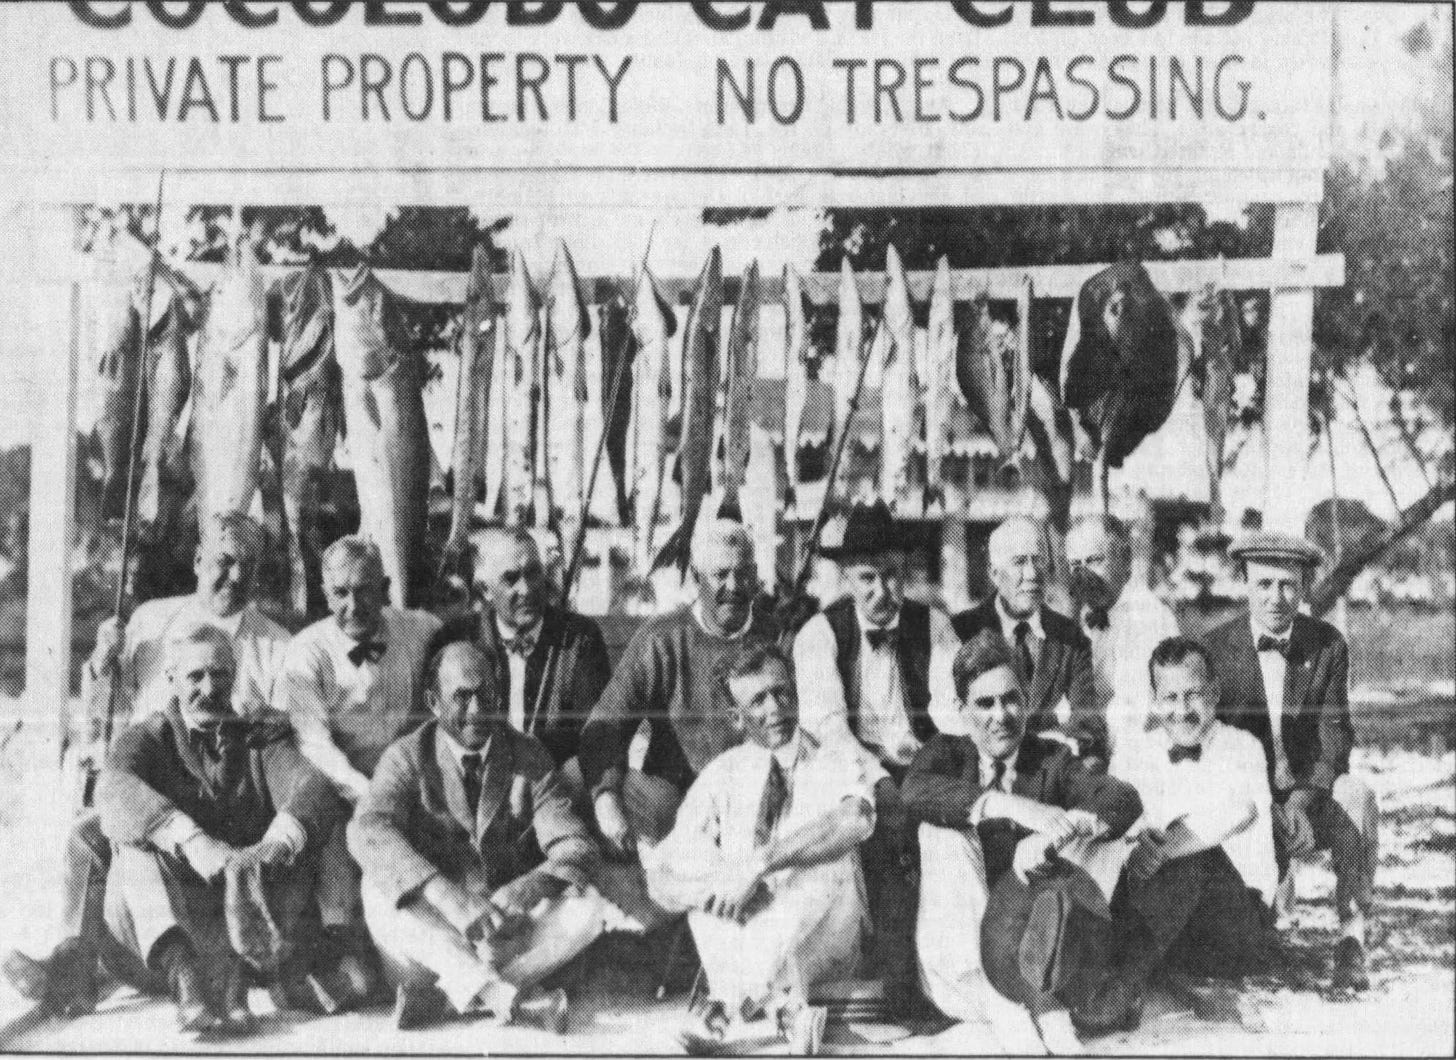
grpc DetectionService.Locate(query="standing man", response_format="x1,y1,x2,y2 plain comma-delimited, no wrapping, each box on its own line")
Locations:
348,640,607,1031
792,501,959,1010
96,624,351,1033
950,516,1103,763
5,511,287,1017
280,536,441,937
581,517,777,854
905,631,1141,1055
1204,532,1377,991
1064,515,1180,772
644,640,875,1057
439,528,611,785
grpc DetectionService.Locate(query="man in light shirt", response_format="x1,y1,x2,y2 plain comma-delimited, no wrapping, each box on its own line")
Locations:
280,535,442,934
1203,531,1377,992
1074,636,1276,1035
792,500,957,1011
644,639,875,1057
1064,515,1180,773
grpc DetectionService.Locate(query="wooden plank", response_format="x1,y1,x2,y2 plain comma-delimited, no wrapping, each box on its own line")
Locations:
1264,203,1320,536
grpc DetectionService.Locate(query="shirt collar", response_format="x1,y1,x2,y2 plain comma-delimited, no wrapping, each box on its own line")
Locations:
1160,719,1222,755
769,731,804,772
329,607,392,652
995,597,1044,642
183,597,247,639
1249,614,1294,646
691,600,754,640
438,726,492,771
857,606,900,636
496,614,544,650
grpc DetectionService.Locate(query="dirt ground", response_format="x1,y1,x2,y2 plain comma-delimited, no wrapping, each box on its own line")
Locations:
1,698,1451,1056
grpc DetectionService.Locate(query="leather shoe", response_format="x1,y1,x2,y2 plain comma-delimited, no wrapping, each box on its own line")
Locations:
393,982,449,1031
212,962,254,1037
1071,973,1144,1038
1331,937,1370,992
164,949,217,1034
2,950,50,1002
512,986,568,1034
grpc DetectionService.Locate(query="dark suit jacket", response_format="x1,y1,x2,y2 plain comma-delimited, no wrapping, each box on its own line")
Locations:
99,705,340,854
1204,611,1353,794
439,605,612,769
950,599,1100,746
903,732,1141,885
348,720,598,908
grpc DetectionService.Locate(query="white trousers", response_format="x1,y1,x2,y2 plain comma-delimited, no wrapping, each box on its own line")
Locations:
915,823,994,1023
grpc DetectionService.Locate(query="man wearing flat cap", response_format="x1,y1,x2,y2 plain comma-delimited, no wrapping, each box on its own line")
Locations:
1203,531,1377,991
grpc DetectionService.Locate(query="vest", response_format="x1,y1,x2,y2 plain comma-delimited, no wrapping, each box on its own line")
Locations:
822,597,937,744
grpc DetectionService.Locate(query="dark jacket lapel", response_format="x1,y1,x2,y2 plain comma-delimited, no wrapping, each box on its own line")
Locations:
424,725,473,833
474,732,514,841
523,607,562,734
1282,614,1315,720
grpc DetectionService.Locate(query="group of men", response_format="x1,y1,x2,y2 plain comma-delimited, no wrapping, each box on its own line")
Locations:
4,500,1379,1055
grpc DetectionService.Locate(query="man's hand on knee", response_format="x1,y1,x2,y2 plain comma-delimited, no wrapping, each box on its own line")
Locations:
1274,793,1317,859
593,790,636,858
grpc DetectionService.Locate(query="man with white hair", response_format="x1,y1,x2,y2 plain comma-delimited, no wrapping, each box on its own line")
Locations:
950,516,1102,764
581,516,778,854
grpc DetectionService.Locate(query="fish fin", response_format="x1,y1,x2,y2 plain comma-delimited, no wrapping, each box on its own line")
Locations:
716,491,743,523
652,522,688,575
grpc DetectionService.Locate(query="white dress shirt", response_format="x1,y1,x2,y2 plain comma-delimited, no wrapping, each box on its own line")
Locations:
1251,617,1293,778
85,596,290,723
1092,584,1181,772
1123,721,1277,903
280,606,442,800
497,616,544,735
794,604,959,773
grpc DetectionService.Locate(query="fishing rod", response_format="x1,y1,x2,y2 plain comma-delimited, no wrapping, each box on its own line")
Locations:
85,172,167,801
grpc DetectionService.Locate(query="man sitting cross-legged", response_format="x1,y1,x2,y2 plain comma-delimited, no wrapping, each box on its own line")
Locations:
1074,636,1278,1036
348,639,619,1032
96,622,356,1034
643,639,876,1057
905,631,1142,1055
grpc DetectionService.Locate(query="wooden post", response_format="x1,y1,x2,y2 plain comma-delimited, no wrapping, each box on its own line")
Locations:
1264,203,1319,535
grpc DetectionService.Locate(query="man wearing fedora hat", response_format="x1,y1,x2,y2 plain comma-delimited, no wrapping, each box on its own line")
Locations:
791,500,959,1011
1203,531,1377,991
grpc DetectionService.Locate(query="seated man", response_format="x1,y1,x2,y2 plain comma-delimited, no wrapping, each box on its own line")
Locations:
348,639,614,1031
643,640,875,1057
96,623,356,1034
1075,636,1277,1035
905,631,1142,1055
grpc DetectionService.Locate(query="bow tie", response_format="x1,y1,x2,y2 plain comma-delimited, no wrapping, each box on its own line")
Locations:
865,628,898,651
1256,634,1290,658
1168,744,1203,764
1083,606,1111,632
501,631,537,657
347,639,387,666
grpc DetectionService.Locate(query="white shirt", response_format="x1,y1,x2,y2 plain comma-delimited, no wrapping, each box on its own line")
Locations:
1122,721,1277,903
1251,617,1292,775
496,615,544,735
85,596,290,723
1092,584,1181,772
280,606,442,800
793,605,960,772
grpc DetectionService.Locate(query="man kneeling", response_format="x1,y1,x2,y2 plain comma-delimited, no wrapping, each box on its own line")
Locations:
348,639,610,1032
643,640,876,1056
97,623,356,1034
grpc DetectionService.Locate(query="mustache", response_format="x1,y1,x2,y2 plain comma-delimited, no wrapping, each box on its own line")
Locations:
1069,567,1110,602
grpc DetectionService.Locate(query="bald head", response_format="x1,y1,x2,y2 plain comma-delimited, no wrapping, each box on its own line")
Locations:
988,516,1047,619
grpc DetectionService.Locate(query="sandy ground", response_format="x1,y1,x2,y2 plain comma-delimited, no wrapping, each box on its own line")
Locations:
0,699,1451,1056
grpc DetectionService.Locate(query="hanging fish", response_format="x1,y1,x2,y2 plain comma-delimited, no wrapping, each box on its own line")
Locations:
545,242,590,529
833,258,863,456
924,256,957,511
629,264,676,574
782,264,810,510
598,292,636,526
86,220,144,518
1026,372,1075,488
879,246,917,512
332,264,432,608
444,246,496,572
194,227,269,525
715,261,761,515
136,285,196,529
501,250,541,525
273,260,338,619
1199,287,1238,526
956,278,1031,464
482,295,508,521
654,247,723,573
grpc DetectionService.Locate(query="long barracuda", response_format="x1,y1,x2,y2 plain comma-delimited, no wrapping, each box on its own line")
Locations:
655,247,722,573
502,249,540,525
925,255,957,510
833,258,862,457
332,264,431,608
880,246,917,511
87,225,143,519
445,246,496,567
957,279,1031,463
546,242,589,527
716,261,761,512
629,264,675,574
782,264,810,509
136,286,196,529
195,230,268,524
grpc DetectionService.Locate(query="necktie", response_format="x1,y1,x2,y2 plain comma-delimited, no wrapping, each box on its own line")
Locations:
1256,634,1290,658
347,639,387,666
753,759,789,848
990,757,1009,792
1014,620,1036,682
865,628,897,651
1083,606,1111,632
1168,744,1203,764
461,752,483,814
